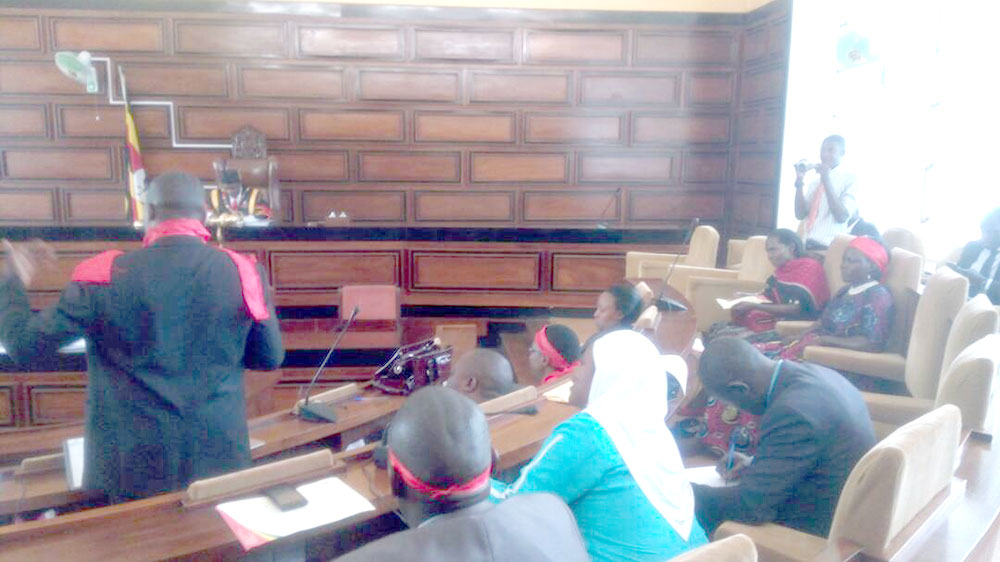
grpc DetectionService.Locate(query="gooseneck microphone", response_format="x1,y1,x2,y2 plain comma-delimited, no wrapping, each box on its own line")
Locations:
655,218,700,312
297,305,360,423
595,188,622,230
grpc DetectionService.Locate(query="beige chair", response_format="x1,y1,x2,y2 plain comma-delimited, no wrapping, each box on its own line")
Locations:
802,261,953,387
670,534,757,562
726,238,749,269
715,405,963,562
684,236,774,331
882,227,925,259
625,225,721,277
773,234,856,338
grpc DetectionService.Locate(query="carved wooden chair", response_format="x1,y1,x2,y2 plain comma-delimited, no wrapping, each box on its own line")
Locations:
212,126,281,220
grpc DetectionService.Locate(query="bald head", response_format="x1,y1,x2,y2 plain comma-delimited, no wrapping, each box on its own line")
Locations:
447,348,515,403
145,172,206,223
699,337,774,415
388,387,492,503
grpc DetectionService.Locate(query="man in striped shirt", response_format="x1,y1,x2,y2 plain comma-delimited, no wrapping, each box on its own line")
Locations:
794,135,859,249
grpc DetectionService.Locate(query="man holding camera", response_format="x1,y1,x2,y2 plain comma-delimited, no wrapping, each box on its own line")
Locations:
794,135,859,250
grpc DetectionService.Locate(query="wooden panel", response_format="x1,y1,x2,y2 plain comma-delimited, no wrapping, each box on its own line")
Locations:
301,190,405,222
358,70,459,102
298,26,404,59
274,151,349,182
737,108,782,143
743,23,769,63
525,114,622,144
143,149,226,180
51,18,163,52
359,152,460,182
0,191,54,222
628,190,725,221
28,386,86,425
551,254,624,292
469,72,570,104
579,73,679,106
0,61,95,95
741,65,786,104
64,190,129,222
3,148,114,180
471,153,567,183
0,105,47,138
524,30,625,64
239,67,344,100
411,252,540,290
0,16,41,50
735,151,780,184
414,112,514,143
175,21,285,57
179,107,290,141
414,191,513,221
683,152,729,183
26,251,111,291
58,105,168,139
730,191,775,227
523,190,620,221
0,384,13,426
300,110,404,142
578,153,672,183
270,251,399,289
769,19,790,58
115,64,228,97
633,114,730,145
414,29,515,62
635,31,737,66
686,72,734,107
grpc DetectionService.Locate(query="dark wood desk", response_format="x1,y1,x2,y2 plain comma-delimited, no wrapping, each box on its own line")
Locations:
0,398,578,561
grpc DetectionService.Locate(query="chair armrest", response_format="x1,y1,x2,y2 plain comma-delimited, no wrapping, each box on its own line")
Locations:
802,347,906,382
862,391,934,429
714,521,827,562
775,321,813,338
688,277,767,332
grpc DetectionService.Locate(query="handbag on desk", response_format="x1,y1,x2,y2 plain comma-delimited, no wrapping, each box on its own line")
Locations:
372,338,453,395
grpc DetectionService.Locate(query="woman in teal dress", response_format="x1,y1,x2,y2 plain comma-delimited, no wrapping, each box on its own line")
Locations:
492,330,708,561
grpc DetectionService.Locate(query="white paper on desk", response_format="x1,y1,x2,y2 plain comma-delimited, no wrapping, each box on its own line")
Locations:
63,437,85,490
0,338,85,355
215,477,374,540
684,465,736,488
715,295,769,310
543,380,573,403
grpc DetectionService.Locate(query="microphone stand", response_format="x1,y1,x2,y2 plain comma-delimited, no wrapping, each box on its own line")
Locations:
297,306,360,423
655,218,700,312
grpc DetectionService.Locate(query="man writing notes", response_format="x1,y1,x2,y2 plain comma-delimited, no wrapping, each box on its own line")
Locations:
692,337,875,536
0,172,284,503
335,386,589,562
794,135,859,250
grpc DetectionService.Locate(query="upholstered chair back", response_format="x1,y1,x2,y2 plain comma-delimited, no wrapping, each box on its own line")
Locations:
822,234,854,295
828,405,961,559
670,534,757,562
905,268,968,399
881,247,923,356
940,294,999,376
882,228,926,258
685,225,721,268
936,334,1000,435
736,236,774,282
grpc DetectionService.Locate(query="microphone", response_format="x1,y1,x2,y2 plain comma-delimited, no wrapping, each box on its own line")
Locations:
595,188,622,230
655,218,700,312
297,305,360,423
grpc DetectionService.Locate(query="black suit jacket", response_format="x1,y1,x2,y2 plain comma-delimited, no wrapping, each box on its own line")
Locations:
0,235,284,501
334,494,590,562
693,361,875,536
958,240,1000,304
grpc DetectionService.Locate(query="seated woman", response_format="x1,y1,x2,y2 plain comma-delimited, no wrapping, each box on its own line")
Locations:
584,283,644,351
493,330,708,561
528,324,581,385
705,228,830,341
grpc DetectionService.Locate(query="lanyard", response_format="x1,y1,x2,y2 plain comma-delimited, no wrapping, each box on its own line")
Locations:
766,360,784,406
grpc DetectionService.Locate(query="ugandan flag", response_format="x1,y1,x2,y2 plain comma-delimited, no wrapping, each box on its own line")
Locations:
124,102,146,225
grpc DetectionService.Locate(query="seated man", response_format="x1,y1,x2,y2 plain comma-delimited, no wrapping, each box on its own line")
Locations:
335,387,589,561
444,348,516,402
951,207,1000,304
529,324,581,384
692,337,875,536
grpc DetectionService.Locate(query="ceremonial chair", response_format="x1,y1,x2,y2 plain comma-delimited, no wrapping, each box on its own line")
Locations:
863,301,999,439
625,225,721,277
715,405,963,562
801,261,953,387
671,534,757,562
682,236,774,332
212,126,282,220
882,227,925,259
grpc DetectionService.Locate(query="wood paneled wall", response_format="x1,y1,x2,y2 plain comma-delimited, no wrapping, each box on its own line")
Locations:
0,1,789,234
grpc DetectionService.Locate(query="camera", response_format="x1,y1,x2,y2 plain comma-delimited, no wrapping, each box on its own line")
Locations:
794,160,816,174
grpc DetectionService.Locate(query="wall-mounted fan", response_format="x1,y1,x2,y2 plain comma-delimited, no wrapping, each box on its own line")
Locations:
54,50,98,93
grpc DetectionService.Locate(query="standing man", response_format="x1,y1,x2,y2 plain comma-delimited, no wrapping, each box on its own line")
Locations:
692,337,874,536
794,135,859,250
951,207,1000,304
0,172,284,503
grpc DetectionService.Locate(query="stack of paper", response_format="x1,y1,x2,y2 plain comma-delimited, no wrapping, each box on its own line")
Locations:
715,295,769,310
215,477,375,550
684,465,737,488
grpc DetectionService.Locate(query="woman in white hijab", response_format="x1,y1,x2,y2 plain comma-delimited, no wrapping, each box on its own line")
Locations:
492,330,708,561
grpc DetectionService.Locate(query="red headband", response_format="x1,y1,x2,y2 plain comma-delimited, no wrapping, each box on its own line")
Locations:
388,448,491,500
848,236,889,274
535,327,581,384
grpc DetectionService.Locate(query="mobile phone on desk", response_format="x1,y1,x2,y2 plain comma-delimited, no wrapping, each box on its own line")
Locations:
262,483,308,511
